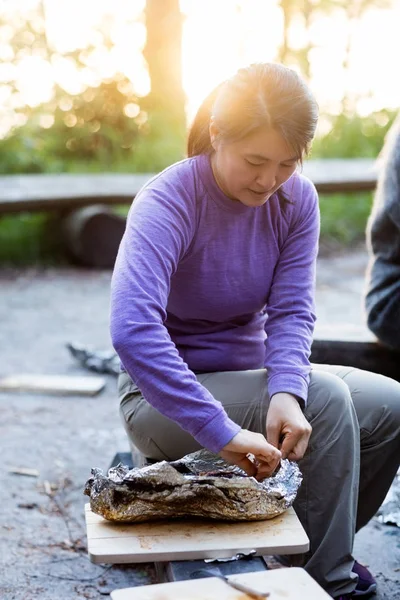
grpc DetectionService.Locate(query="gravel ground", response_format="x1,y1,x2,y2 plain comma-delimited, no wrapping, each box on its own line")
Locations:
0,251,399,599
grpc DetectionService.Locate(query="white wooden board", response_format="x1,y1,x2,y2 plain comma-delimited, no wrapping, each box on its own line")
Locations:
0,374,105,396
110,567,330,599
85,504,309,564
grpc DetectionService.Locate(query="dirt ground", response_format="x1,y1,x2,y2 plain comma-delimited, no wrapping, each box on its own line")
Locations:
0,251,399,599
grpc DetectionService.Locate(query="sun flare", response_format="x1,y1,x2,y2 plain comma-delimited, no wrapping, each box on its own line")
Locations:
1,0,400,136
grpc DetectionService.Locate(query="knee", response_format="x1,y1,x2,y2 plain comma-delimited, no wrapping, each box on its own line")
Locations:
307,370,354,420
305,371,358,447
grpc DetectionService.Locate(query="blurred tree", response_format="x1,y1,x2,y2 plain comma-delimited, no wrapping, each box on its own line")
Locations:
0,0,186,174
276,0,395,157
0,77,142,174
277,0,392,102
143,0,185,127
132,0,186,169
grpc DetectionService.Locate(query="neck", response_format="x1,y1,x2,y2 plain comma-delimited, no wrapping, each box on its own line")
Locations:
210,153,237,201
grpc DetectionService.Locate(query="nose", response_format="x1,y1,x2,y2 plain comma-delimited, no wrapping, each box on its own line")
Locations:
255,164,278,191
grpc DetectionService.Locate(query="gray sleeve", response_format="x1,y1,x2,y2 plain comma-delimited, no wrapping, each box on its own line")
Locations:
365,113,400,349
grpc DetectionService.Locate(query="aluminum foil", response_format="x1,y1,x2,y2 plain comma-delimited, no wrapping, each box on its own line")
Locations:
84,449,302,523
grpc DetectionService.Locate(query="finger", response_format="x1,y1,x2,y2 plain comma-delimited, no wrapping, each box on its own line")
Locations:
286,436,310,461
266,420,281,449
254,444,281,464
234,455,258,477
255,455,281,480
254,449,281,470
280,431,302,460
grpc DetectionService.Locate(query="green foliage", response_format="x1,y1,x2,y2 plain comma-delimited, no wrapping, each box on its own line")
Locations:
0,84,185,174
312,110,397,159
0,0,186,175
1,78,140,174
319,192,373,249
0,213,65,265
126,110,186,172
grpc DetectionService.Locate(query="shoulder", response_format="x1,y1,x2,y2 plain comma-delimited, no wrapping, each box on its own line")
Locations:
136,156,200,202
280,171,319,226
283,170,318,204
127,158,202,238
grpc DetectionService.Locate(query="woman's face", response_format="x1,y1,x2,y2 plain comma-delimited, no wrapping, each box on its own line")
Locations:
210,124,300,207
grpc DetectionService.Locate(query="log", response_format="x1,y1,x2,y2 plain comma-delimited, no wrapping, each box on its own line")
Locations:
62,204,126,268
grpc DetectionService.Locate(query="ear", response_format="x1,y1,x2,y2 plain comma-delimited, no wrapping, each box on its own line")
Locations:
209,117,220,150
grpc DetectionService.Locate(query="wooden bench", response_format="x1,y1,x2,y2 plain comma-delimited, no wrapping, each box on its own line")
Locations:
0,158,378,268
310,324,400,383
0,158,377,215
311,339,400,381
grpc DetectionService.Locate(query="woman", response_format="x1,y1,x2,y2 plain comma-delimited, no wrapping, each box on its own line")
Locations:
110,63,400,599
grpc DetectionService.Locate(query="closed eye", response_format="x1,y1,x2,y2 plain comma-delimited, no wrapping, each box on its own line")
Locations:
245,159,264,167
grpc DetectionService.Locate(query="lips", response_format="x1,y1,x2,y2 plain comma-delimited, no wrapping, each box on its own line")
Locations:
249,189,269,195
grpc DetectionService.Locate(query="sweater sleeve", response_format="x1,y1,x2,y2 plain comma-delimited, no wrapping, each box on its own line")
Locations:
264,176,320,404
110,176,240,453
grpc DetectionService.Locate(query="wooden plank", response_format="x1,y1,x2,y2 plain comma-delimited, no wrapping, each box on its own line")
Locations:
0,159,378,214
85,504,309,564
8,467,40,477
110,567,330,599
303,158,378,193
0,173,153,213
0,374,105,396
313,323,375,343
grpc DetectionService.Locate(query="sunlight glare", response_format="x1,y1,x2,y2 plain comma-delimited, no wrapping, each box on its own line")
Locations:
16,55,53,106
2,0,400,136
181,0,282,121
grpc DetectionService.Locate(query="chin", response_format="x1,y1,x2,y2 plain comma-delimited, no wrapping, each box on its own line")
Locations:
240,194,270,207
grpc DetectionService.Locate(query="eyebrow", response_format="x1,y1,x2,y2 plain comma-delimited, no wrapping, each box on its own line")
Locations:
246,153,299,162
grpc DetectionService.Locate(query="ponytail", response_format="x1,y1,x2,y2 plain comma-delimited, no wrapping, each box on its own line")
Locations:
187,83,224,157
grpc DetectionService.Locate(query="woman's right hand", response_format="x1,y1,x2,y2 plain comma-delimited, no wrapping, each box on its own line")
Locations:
219,429,281,479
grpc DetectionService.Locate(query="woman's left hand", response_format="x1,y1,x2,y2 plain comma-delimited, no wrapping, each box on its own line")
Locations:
266,392,312,461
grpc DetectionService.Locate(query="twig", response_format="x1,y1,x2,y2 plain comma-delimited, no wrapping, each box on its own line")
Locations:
27,564,114,582
8,467,40,477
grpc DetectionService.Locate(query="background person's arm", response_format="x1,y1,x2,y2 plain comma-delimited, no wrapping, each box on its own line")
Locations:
366,114,400,350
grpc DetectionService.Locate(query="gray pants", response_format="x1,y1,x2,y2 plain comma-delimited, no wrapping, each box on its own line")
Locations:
118,365,400,598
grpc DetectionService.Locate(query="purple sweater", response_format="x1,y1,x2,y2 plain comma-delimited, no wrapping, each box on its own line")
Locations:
110,154,319,453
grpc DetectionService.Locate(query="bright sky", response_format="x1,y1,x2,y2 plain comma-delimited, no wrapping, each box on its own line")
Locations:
1,0,400,136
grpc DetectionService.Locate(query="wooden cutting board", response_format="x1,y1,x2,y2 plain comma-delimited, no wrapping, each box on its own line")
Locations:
85,504,309,564
110,567,330,599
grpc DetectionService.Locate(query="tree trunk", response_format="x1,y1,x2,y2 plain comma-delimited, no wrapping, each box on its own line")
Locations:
278,0,296,64
143,0,186,135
